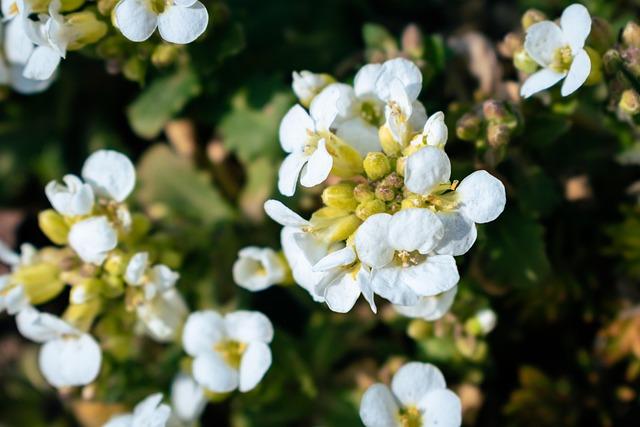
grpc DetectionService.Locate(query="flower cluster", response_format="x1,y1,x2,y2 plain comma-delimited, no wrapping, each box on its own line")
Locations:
235,57,506,323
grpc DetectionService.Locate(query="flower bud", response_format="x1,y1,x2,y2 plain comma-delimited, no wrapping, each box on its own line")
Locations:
70,278,104,304
322,182,358,211
353,183,375,203
61,0,85,11
363,152,391,180
326,137,364,178
401,195,425,210
482,100,507,123
322,214,362,242
63,299,102,332
102,274,125,298
456,113,482,141
65,11,108,50
521,9,546,30
13,263,65,304
584,47,603,86
395,156,406,176
622,47,640,77
379,125,401,156
380,172,404,189
589,17,613,54
513,49,538,74
407,319,432,340
602,49,622,74
375,185,395,202
401,24,424,58
622,21,640,48
151,44,180,68
619,89,640,115
38,209,70,245
487,123,510,148
292,71,335,108
355,199,386,220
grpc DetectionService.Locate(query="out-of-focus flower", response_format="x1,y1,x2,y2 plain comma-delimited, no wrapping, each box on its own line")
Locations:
68,216,117,265
16,307,102,388
394,286,458,321
81,150,136,203
104,393,171,427
182,310,273,393
232,247,288,292
125,252,179,300
45,175,94,216
170,373,206,424
136,289,188,343
520,3,592,98
114,0,208,44
292,70,334,107
360,361,461,427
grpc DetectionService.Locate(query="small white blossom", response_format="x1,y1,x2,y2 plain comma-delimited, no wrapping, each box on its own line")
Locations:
394,286,458,321
0,56,55,94
45,174,94,216
474,308,497,334
409,111,448,149
170,373,206,424
360,362,461,427
182,309,273,393
68,216,118,265
0,242,39,314
114,0,208,44
521,3,592,98
137,289,188,343
233,247,287,292
125,252,180,300
104,393,171,427
16,307,102,388
292,70,333,107
81,150,136,203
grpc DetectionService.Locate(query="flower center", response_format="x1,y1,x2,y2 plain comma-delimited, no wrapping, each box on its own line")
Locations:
359,100,383,126
398,405,422,427
214,340,247,369
395,250,426,267
147,0,170,14
551,45,573,73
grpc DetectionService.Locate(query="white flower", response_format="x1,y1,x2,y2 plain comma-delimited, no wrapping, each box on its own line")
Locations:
16,307,102,388
474,308,497,334
292,70,333,107
114,0,208,44
136,289,188,342
0,242,39,314
233,247,287,292
355,209,459,306
170,374,206,424
125,252,180,300
45,174,94,216
104,393,171,427
277,103,336,196
81,150,136,203
68,216,118,265
360,362,461,427
182,309,273,393
394,286,457,321
520,3,592,98
409,111,448,149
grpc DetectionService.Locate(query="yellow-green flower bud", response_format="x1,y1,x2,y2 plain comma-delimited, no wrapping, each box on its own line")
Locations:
322,182,358,211
585,47,603,86
400,194,425,210
101,274,125,298
123,57,146,84
38,209,70,245
363,152,391,180
482,100,507,123
311,209,362,243
353,183,375,203
456,113,482,142
14,263,65,305
104,252,126,276
521,9,546,30
323,137,364,178
70,278,104,304
619,89,640,115
380,172,404,189
407,319,432,340
66,11,108,51
64,299,102,332
623,21,640,48
355,199,386,220
151,44,180,68
603,49,622,75
61,0,85,11
395,156,406,177
97,0,117,14
487,123,510,148
375,185,395,202
513,49,538,74
379,125,401,157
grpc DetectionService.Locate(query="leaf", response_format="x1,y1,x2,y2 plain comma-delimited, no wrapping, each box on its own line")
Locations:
127,67,201,139
239,157,277,221
136,144,234,226
362,23,397,53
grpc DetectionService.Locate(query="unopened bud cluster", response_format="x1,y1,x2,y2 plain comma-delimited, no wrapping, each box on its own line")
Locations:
456,100,521,149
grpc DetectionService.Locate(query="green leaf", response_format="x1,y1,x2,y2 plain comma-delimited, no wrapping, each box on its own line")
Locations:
239,157,277,220
362,23,397,53
136,144,234,226
127,67,201,139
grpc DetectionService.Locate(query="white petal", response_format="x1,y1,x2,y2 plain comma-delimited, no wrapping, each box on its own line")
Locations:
355,213,394,269
424,111,448,147
68,216,118,265
420,389,462,427
182,310,226,356
5,18,34,65
22,45,60,81
524,21,564,67
356,267,377,313
3,285,28,315
300,139,333,188
375,58,422,101
389,78,413,117
359,384,400,427
310,83,354,127
81,150,136,202
394,286,457,321
45,175,94,216
125,252,149,285
114,0,158,42
137,289,187,342
192,352,238,393
150,264,179,292
520,68,565,98
39,334,101,387
561,48,590,96
280,227,328,301
103,415,133,427
388,208,444,254
224,310,273,344
391,362,446,407
456,170,506,224
354,63,382,97
16,307,75,343
434,211,477,256
324,273,361,313
408,101,427,133
277,151,308,197
132,393,171,425
171,374,206,422
0,240,20,266
403,255,459,297
157,2,208,44
560,3,591,52
233,247,284,291
279,104,314,153
404,147,451,194
238,342,272,392
335,117,381,157
264,199,309,227
371,267,420,306
312,246,355,271
9,64,55,94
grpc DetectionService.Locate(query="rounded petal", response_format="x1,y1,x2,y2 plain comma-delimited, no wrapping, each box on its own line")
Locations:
81,150,136,202
182,310,226,356
264,199,309,227
39,334,102,387
434,211,477,256
312,246,355,272
409,100,427,132
9,64,55,94
132,393,171,425
171,374,206,422
310,83,353,127
403,255,459,297
404,147,451,194
22,46,61,81
125,251,149,285
354,63,382,97
16,307,75,343
524,21,564,67
68,216,118,265
391,362,446,407
424,111,448,147
375,58,423,101
324,273,361,313
520,67,565,98
224,310,273,344
389,78,413,117
456,170,506,224
233,247,284,291
157,1,208,44
394,286,458,321
192,352,238,393
278,151,308,197
388,208,444,254
5,18,34,65
299,139,332,188
359,384,400,427
355,213,394,269
281,227,328,301
371,267,420,306
335,117,381,156
238,342,272,392
45,175,94,216
114,0,158,42
279,104,314,152
561,48,590,97
560,4,591,52
420,389,462,427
